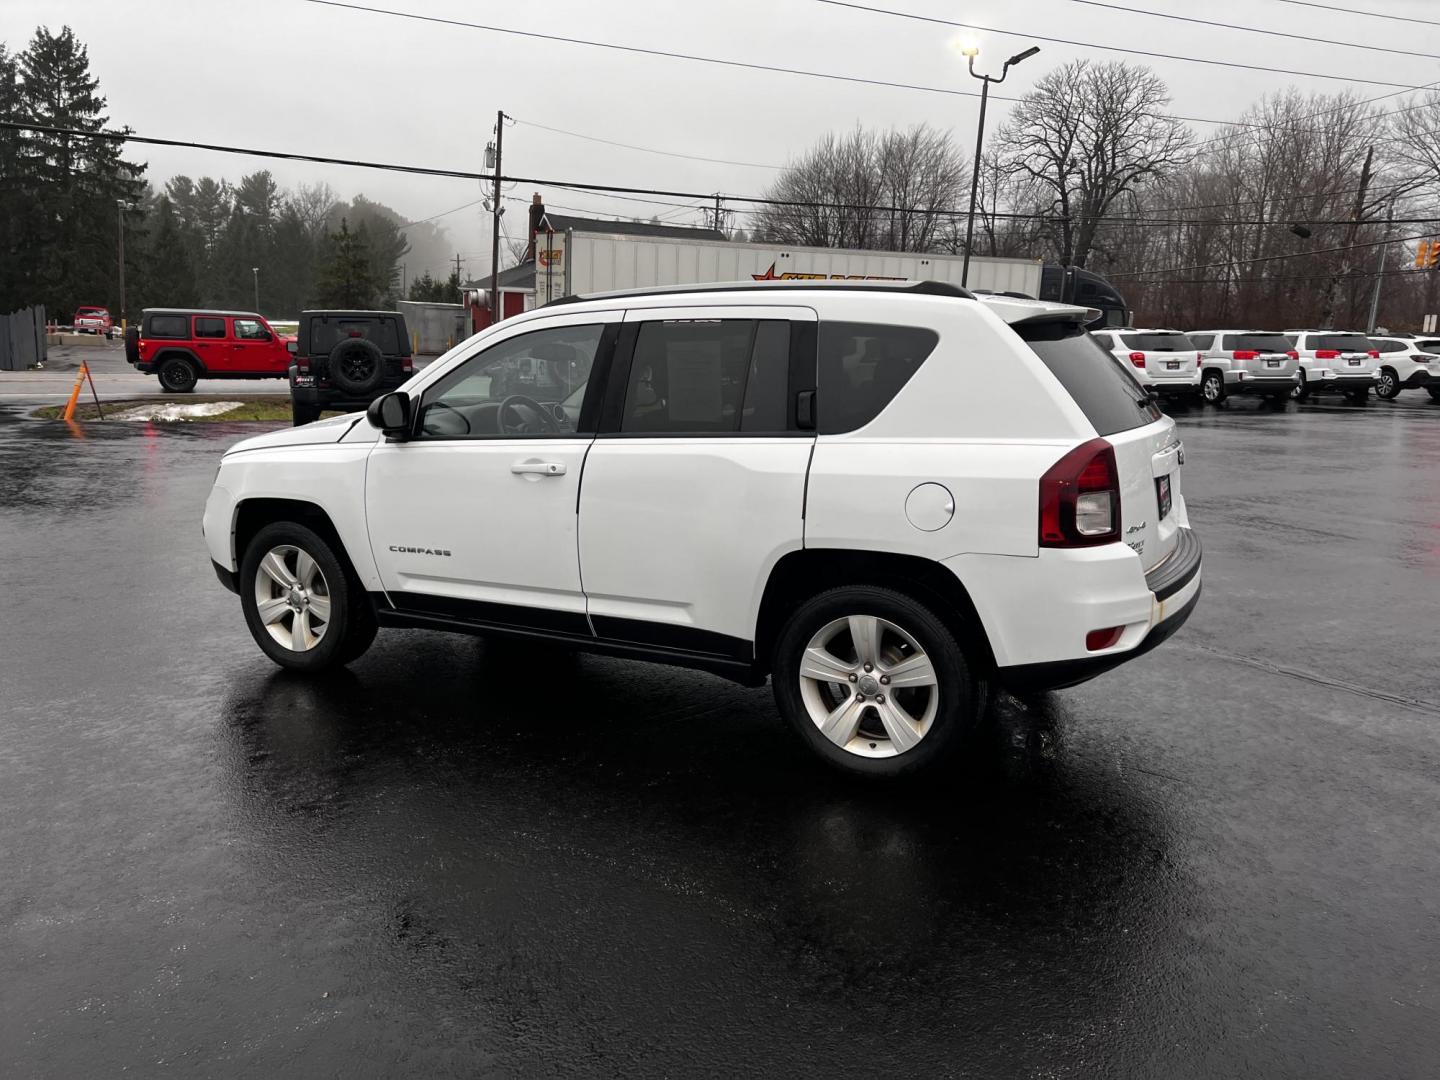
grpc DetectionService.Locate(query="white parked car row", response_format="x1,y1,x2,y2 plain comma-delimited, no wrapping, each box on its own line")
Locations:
203,280,1201,779
1093,327,1440,404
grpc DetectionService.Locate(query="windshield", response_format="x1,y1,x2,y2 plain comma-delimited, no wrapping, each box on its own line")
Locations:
1224,334,1293,353
1120,333,1196,352
1023,321,1162,436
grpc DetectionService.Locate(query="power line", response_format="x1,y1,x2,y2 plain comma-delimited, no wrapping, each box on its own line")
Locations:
400,197,487,227
512,118,781,170
808,0,1431,90
11,120,1440,233
1110,228,1434,278
1065,0,1440,62
1266,0,1440,28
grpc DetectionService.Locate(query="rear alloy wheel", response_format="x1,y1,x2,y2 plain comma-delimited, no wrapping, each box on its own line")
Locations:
1375,368,1399,400
1200,371,1226,404
240,522,376,671
1292,371,1310,401
157,356,198,393
772,586,979,778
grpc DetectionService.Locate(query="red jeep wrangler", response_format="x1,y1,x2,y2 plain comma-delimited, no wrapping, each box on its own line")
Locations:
125,309,295,392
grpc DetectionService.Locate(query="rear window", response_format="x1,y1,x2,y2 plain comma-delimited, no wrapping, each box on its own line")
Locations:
1022,321,1162,436
818,322,938,434
147,314,188,339
309,317,401,356
1314,334,1373,352
1119,332,1195,352
1222,333,1293,353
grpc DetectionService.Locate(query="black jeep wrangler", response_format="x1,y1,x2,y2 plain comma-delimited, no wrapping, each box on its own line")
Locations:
288,310,414,425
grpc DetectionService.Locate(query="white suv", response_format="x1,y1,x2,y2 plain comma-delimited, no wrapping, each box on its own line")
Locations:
203,281,1202,778
1367,335,1440,401
1282,330,1379,401
1186,331,1300,404
1090,328,1202,400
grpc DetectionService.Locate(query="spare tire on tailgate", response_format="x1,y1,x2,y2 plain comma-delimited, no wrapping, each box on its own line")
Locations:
328,337,385,396
124,325,140,364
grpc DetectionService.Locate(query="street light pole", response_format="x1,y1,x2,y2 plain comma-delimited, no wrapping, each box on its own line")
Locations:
960,44,1039,288
252,267,260,314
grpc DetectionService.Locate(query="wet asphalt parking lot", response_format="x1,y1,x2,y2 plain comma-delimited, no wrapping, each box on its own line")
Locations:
2,393,1438,1077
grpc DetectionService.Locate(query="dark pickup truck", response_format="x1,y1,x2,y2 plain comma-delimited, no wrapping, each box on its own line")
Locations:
288,310,414,425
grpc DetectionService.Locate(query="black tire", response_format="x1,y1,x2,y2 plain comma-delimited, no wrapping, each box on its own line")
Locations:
239,521,377,672
327,338,386,396
1428,387,1440,403
157,355,198,393
1292,371,1310,401
105,329,114,341
1345,387,1370,403
771,585,980,779
123,325,140,364
1375,368,1399,400
1200,370,1226,405
291,401,322,427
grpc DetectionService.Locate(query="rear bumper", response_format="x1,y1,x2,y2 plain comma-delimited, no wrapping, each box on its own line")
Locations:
1398,369,1436,388
1232,376,1298,395
971,527,1202,693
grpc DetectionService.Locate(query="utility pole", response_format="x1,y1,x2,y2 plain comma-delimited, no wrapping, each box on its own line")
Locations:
1366,199,1394,334
488,110,508,325
1319,145,1372,328
251,267,260,313
401,263,407,298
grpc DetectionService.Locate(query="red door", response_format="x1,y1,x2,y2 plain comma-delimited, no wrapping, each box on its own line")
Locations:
192,315,230,372
229,317,288,375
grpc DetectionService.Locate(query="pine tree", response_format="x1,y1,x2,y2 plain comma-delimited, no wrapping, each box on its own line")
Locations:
15,26,145,317
140,196,198,308
314,218,382,308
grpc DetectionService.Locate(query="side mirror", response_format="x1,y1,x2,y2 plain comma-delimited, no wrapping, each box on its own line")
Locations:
367,391,412,438
286,340,298,354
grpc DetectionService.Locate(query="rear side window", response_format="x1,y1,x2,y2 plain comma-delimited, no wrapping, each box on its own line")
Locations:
818,321,938,434
1371,339,1407,354
147,314,187,339
621,319,793,434
1022,321,1162,436
1416,340,1440,352
194,317,226,339
1222,333,1293,352
1120,333,1195,351
309,317,400,355
1314,334,1373,352
1189,334,1214,350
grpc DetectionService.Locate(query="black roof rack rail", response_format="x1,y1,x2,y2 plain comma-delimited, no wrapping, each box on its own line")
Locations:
544,279,975,307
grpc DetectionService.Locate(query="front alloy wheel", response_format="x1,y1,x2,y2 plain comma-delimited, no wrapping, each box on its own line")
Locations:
253,544,332,652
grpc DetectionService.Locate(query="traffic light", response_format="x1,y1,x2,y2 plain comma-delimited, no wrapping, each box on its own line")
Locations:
1417,240,1440,269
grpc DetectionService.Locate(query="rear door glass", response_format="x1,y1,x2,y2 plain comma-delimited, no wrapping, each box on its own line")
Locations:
1370,339,1407,354
1022,321,1162,436
1119,333,1196,351
194,317,226,338
1189,334,1214,350
1221,334,1293,352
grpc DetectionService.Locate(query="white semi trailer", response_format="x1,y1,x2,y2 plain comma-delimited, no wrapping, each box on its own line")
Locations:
531,231,1130,327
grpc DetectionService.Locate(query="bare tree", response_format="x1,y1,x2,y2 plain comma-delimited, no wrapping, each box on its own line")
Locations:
997,60,1192,268
752,125,966,251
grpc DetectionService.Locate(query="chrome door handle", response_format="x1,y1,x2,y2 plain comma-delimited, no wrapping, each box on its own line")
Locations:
511,460,566,476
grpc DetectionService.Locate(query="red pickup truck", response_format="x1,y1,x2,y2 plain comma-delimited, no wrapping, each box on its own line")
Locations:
73,306,115,339
125,308,296,392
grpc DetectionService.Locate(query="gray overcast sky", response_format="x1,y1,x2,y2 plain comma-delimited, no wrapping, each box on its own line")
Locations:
5,0,1438,278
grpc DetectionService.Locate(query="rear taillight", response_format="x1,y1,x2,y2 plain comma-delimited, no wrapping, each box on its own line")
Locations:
1288,350,1299,360
1367,349,1379,359
1039,438,1120,549
1233,350,1259,360
1196,352,1203,367
1316,349,1340,359
1128,352,1146,367
402,358,414,373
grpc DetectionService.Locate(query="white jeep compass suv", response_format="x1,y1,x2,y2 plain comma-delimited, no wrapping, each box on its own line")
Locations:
203,281,1202,778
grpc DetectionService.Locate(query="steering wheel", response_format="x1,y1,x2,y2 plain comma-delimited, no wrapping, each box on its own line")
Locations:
497,394,559,435
423,400,471,436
